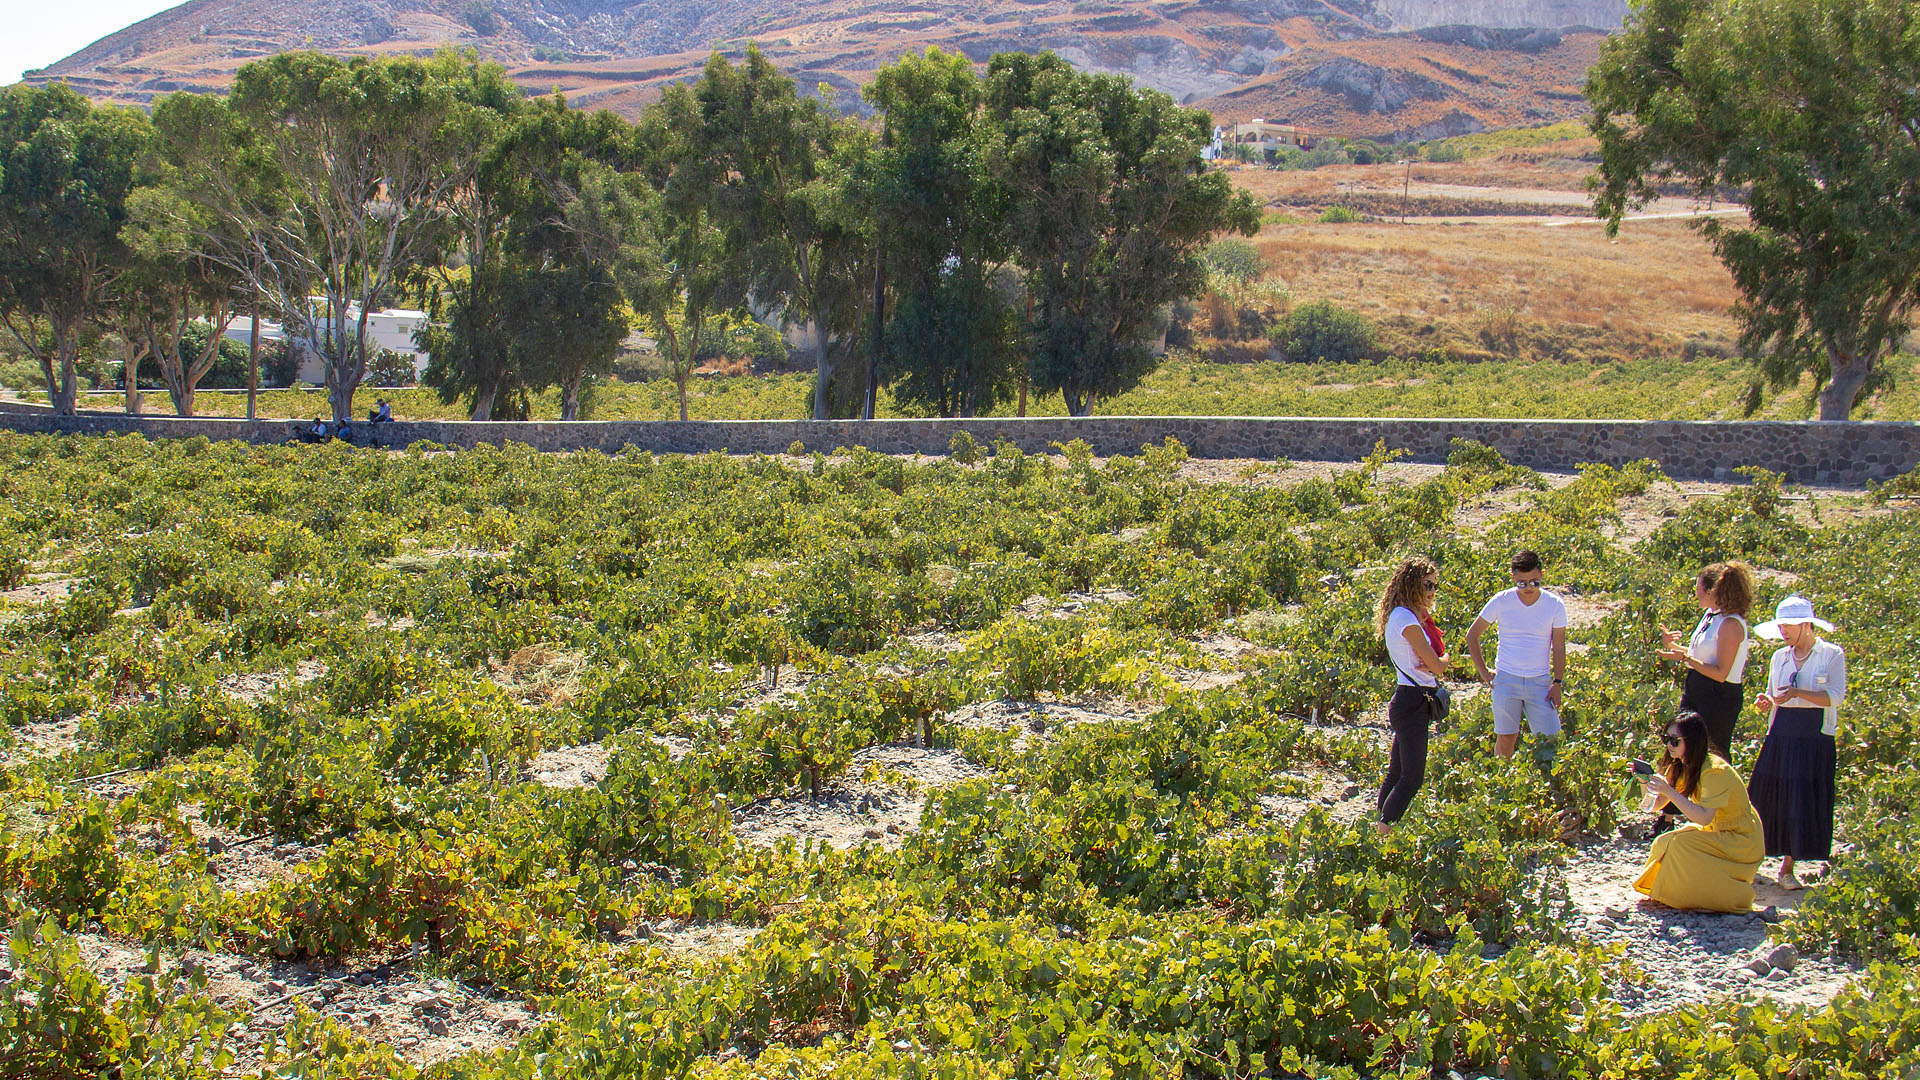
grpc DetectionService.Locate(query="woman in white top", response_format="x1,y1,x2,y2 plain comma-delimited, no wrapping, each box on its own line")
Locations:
1747,596,1846,890
1374,556,1449,835
1657,561,1754,762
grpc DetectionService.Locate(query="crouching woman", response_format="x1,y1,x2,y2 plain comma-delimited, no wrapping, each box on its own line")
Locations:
1632,710,1764,912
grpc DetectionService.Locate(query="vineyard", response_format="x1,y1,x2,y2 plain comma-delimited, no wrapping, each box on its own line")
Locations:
2,432,1919,1078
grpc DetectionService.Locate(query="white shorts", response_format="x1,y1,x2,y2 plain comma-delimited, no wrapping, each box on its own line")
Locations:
1492,671,1561,736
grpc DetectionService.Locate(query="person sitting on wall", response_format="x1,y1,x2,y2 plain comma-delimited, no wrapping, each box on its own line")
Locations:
301,417,330,444
371,399,393,423
335,418,355,445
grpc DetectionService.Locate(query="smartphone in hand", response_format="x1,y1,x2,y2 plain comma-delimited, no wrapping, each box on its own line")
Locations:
1631,758,1654,777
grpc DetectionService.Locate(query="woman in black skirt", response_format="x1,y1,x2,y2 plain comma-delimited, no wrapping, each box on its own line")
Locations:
1658,562,1755,761
1749,596,1846,891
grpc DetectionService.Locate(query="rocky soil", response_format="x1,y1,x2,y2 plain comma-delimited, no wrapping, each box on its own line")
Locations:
1539,839,1862,1013
731,744,990,851
69,935,539,1073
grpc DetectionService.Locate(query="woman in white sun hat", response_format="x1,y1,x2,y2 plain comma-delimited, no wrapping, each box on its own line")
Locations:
1747,595,1846,891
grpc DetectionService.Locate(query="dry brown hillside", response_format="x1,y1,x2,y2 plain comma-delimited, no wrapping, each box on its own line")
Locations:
29,0,1623,135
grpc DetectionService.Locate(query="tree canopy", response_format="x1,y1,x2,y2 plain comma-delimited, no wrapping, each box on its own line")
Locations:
7,46,1258,422
0,84,149,415
1587,0,1920,420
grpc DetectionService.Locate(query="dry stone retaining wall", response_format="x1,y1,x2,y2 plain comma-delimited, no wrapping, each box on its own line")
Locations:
0,411,1913,486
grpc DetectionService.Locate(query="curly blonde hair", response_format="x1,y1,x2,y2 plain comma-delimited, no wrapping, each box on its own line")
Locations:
1376,556,1439,637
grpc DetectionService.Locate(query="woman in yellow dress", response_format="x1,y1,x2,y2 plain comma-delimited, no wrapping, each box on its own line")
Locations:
1633,710,1765,912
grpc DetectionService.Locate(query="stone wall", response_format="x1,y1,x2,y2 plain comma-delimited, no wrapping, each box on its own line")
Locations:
1,410,1913,486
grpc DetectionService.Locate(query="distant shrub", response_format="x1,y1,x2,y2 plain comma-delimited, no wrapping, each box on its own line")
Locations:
363,347,418,388
1317,205,1361,224
1261,209,1304,226
1274,301,1379,364
462,1,500,35
1202,239,1264,287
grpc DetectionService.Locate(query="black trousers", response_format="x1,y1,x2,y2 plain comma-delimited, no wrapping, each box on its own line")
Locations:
1682,670,1745,762
1378,685,1432,825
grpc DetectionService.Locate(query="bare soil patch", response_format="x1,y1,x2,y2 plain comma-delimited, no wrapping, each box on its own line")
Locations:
179,805,326,895
72,934,539,1073
943,693,1159,751
3,715,82,766
1540,839,1863,1012
217,660,328,706
634,919,762,960
0,574,78,606
1257,767,1372,826
1174,459,1449,489
730,744,989,851
521,734,694,788
1561,594,1626,632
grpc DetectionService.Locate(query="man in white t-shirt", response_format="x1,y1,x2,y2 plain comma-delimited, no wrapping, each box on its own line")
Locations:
1465,549,1568,762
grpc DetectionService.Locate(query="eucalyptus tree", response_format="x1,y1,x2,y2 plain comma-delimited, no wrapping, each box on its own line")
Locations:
865,47,1021,419
601,62,751,423
0,84,149,414
699,47,870,420
1588,0,1920,419
986,52,1259,416
143,50,519,421
111,244,239,417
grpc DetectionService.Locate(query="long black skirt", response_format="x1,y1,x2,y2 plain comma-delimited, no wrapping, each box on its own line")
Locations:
1747,706,1836,861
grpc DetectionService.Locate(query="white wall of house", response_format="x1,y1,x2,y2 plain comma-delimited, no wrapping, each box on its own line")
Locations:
226,306,430,386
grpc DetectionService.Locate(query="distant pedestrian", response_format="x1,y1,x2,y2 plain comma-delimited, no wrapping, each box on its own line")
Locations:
372,398,393,423
301,417,329,444
1465,549,1568,765
1632,709,1764,912
1748,596,1846,891
1657,561,1754,761
1375,556,1449,835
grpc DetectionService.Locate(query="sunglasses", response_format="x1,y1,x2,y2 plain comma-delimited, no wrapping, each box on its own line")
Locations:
1513,578,1543,590
1663,733,1683,747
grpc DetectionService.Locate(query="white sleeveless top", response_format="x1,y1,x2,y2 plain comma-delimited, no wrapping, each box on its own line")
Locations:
1687,610,1750,684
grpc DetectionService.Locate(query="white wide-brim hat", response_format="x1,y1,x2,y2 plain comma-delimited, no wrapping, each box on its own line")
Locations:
1755,595,1834,639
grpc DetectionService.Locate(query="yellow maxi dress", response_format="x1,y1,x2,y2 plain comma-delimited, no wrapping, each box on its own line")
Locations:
1633,757,1765,912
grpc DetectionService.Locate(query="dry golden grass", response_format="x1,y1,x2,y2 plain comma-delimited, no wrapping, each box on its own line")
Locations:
1233,152,1742,361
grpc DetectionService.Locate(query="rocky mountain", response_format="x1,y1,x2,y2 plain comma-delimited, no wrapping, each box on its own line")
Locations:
25,0,1628,138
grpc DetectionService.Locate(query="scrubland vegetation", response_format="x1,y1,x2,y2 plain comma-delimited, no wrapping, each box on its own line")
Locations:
2,432,1919,1076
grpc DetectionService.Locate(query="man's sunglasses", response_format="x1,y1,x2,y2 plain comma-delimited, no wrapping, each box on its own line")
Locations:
1513,578,1544,590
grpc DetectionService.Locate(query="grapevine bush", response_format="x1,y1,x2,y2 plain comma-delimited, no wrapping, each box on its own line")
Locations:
0,431,1915,1078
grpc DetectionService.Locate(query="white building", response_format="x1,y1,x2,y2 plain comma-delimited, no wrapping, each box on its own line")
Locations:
223,304,430,385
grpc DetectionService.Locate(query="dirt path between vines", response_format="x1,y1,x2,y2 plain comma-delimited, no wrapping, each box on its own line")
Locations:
71,935,539,1074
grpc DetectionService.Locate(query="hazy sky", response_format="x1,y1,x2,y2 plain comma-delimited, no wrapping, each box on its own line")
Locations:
0,0,182,87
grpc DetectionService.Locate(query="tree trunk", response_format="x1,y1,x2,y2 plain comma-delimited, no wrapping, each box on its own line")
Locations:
176,382,196,418
52,335,79,416
811,319,834,421
327,378,353,425
561,375,581,422
676,370,690,422
470,384,497,421
247,302,260,423
123,340,146,416
1819,344,1873,420
865,247,885,421
1064,389,1091,417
